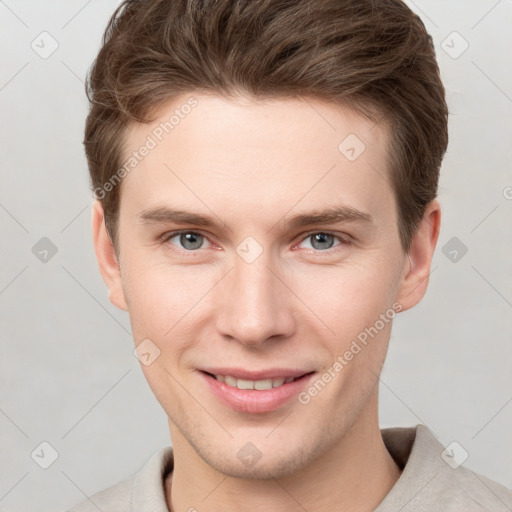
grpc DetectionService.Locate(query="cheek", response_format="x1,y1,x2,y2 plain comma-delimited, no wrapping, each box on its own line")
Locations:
121,259,194,330
124,262,202,412
289,256,400,332
121,258,222,374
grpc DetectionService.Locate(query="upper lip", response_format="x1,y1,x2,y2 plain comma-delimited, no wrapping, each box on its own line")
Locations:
200,367,313,380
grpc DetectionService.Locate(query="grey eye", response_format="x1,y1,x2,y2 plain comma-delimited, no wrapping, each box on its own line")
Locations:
309,233,336,250
172,232,205,250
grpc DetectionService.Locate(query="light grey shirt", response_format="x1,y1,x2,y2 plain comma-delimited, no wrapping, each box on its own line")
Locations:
69,424,512,511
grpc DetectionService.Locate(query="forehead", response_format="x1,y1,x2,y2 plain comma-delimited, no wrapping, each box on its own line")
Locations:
119,93,394,229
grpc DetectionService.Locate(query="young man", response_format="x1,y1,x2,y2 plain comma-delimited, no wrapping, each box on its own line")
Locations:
72,0,512,510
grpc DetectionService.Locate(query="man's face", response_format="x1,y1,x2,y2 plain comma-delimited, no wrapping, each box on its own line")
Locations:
112,93,410,478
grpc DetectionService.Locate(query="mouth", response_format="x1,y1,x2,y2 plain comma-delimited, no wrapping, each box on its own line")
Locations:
206,372,303,390
199,369,315,413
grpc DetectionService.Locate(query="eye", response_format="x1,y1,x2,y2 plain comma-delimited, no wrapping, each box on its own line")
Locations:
165,231,210,251
298,232,346,251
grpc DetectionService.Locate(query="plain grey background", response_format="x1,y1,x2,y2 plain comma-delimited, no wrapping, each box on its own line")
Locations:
0,1,511,510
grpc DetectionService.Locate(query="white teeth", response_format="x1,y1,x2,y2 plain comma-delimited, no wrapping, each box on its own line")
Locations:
216,374,295,390
254,379,272,391
254,379,273,390
272,377,285,388
236,378,255,390
224,375,237,387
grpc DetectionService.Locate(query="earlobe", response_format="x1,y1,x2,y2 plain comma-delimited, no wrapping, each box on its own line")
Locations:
91,199,128,311
396,200,441,312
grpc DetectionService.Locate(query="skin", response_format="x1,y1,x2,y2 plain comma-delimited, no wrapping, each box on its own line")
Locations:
92,92,440,512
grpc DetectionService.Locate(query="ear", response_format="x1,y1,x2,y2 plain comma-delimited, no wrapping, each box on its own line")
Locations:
396,199,441,312
91,199,128,311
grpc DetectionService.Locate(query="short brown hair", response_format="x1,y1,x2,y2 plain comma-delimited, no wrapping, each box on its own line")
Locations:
84,0,448,253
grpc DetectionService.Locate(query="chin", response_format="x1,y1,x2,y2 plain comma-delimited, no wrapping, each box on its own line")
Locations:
207,449,310,480
185,430,318,481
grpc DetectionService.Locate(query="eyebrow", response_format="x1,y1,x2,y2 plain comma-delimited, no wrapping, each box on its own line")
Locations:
137,205,373,230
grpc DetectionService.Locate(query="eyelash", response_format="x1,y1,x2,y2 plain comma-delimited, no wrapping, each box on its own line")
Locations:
158,230,352,255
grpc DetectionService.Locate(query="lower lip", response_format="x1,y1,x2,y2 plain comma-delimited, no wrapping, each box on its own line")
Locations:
200,371,315,414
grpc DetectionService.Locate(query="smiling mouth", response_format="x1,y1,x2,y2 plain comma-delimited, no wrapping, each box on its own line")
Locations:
203,372,313,391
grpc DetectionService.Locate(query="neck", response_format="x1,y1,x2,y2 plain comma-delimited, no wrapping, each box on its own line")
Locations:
165,391,401,512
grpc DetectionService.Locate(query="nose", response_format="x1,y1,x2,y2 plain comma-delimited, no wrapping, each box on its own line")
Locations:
214,253,296,348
